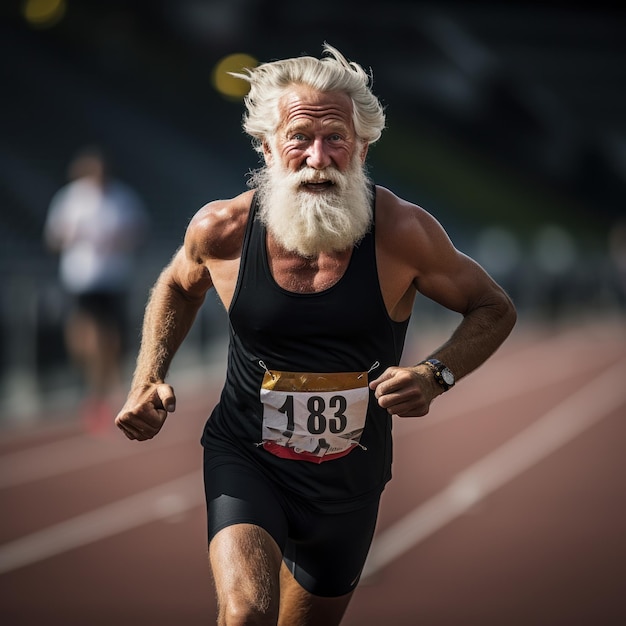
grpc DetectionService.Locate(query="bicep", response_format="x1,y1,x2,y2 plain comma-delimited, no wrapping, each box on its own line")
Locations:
416,250,501,315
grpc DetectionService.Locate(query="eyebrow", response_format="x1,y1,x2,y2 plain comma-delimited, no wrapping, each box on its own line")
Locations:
285,120,349,135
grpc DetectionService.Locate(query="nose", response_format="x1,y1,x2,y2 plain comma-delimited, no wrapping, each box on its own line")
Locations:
305,138,331,170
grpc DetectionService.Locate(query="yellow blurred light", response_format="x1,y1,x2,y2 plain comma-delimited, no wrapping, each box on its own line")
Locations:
212,53,258,100
22,0,67,28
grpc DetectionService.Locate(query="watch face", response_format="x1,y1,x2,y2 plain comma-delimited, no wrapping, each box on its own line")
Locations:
441,368,455,385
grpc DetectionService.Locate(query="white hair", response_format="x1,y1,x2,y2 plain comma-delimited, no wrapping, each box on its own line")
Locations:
231,43,386,155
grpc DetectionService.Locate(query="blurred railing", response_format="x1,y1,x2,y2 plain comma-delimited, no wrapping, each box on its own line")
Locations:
1,235,624,428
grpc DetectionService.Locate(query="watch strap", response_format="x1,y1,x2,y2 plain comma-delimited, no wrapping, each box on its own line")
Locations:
421,358,454,391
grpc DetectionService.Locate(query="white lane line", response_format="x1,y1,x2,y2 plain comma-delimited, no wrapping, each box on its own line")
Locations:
362,358,626,580
2,359,624,577
401,332,626,435
0,473,203,575
0,365,224,490
3,323,617,490
0,327,597,490
0,425,196,490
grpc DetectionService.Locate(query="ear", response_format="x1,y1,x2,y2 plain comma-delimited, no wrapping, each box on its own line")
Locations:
262,140,274,166
359,142,369,164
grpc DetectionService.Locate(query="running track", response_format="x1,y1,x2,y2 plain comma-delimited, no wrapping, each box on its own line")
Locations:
1,318,625,625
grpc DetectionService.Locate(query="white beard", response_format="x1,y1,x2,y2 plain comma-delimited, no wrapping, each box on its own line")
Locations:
250,156,373,257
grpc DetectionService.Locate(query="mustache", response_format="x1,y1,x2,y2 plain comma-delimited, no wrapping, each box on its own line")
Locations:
287,167,346,187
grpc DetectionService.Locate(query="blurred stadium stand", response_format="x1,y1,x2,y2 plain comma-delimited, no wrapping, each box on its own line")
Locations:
1,0,625,420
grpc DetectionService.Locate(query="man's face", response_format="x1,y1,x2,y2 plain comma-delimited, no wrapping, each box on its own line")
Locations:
265,85,367,179
250,85,372,258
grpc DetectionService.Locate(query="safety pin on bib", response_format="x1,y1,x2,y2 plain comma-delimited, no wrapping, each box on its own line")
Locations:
358,361,380,379
258,360,276,380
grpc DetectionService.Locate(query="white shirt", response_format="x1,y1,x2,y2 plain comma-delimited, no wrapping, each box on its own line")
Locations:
44,178,148,293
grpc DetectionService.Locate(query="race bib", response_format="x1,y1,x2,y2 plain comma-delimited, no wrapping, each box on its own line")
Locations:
260,369,370,464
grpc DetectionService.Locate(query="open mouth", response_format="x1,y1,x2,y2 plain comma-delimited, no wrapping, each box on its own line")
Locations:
301,180,334,192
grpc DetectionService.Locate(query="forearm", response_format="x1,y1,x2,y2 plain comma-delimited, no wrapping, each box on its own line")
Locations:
429,290,516,381
130,270,205,390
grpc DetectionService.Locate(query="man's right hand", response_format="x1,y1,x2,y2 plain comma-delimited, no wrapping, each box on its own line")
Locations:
115,383,176,441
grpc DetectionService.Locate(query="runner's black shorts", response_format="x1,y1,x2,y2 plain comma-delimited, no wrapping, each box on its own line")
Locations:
203,445,381,597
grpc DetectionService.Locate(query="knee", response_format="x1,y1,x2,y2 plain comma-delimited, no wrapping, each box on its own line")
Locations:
219,592,278,626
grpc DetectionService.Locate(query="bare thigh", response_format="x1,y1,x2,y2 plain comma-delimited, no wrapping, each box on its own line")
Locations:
209,523,353,626
209,523,283,625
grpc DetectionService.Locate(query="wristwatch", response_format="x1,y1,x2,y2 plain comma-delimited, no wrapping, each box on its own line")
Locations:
422,358,455,392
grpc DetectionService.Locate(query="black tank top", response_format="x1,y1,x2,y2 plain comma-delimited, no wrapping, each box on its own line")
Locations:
202,189,410,508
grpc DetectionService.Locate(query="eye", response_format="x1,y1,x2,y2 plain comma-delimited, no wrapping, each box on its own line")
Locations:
327,133,346,143
291,133,307,142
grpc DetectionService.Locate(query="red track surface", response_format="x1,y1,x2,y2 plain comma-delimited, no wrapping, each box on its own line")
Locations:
1,319,625,625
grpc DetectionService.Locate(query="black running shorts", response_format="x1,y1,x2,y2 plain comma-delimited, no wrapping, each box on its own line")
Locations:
203,445,381,597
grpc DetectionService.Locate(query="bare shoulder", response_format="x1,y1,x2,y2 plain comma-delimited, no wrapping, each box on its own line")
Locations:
163,190,253,300
185,190,254,263
374,185,456,267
